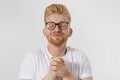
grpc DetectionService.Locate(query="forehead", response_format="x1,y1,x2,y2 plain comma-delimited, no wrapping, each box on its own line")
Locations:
45,14,69,23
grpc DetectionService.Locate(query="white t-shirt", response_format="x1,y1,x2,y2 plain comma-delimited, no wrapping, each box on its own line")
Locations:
18,46,92,80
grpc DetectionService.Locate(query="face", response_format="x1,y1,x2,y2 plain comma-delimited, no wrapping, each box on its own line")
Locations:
43,14,72,46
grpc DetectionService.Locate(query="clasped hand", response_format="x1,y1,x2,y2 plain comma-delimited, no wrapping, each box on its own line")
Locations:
49,57,67,79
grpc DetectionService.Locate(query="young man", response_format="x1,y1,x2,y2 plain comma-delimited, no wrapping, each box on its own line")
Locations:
18,4,93,80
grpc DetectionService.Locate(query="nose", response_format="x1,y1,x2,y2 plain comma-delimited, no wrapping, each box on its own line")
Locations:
54,24,61,31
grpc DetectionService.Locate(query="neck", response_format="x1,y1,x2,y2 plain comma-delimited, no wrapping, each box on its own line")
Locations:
47,43,67,57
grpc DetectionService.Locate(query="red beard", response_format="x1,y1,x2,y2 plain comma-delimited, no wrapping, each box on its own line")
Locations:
46,33,68,46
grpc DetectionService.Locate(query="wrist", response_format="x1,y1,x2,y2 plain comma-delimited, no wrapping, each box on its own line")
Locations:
63,70,76,80
42,72,55,80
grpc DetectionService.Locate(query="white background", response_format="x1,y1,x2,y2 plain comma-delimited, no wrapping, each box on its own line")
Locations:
0,0,120,80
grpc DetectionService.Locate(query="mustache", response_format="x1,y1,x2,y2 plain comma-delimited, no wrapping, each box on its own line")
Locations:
51,32,64,35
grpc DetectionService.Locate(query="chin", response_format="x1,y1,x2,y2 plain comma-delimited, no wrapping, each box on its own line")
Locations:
49,37,67,46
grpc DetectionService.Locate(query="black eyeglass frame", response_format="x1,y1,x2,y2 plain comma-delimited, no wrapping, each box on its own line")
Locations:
45,21,69,30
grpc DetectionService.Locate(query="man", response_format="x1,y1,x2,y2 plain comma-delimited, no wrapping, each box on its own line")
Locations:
18,4,93,80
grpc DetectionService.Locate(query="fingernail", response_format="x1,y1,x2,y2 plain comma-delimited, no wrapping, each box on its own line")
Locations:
51,57,54,59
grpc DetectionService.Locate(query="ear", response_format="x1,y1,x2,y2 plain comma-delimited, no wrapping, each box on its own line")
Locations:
68,28,73,37
43,28,46,37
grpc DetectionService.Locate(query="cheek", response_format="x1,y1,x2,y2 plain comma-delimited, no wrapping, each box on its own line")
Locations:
44,29,51,36
45,32,50,37
46,31,52,36
63,33,69,38
65,31,70,36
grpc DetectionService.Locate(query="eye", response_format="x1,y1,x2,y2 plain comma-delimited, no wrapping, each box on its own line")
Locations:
59,22,68,29
61,22,68,27
48,23,54,27
46,22,55,29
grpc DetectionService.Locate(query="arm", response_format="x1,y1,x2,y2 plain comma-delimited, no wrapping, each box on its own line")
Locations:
80,52,93,80
18,53,36,80
19,79,32,80
82,77,93,80
63,67,92,80
63,70,76,80
42,57,76,80
42,70,76,80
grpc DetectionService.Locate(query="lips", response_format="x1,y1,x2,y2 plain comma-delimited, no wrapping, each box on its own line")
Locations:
52,34,63,37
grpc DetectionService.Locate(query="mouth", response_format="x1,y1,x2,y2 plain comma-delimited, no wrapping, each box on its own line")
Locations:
52,34,63,38
53,35,62,37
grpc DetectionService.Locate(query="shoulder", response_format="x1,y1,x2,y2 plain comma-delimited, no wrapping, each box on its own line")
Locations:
25,46,46,58
68,47,86,56
67,47,89,62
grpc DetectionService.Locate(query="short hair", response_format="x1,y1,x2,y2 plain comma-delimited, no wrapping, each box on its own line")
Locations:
44,4,71,23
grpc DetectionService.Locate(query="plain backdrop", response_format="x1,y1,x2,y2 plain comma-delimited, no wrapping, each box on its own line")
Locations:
0,0,120,80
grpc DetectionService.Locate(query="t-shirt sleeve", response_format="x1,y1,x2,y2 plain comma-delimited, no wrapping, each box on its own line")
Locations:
18,52,36,79
80,53,93,79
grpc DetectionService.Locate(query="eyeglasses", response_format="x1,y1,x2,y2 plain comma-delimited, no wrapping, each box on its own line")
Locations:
45,21,69,30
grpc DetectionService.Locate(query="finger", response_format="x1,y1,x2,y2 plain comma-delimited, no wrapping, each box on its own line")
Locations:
56,70,62,75
51,59,63,67
53,57,64,64
50,65,58,72
51,57,64,63
50,57,65,69
50,60,59,66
